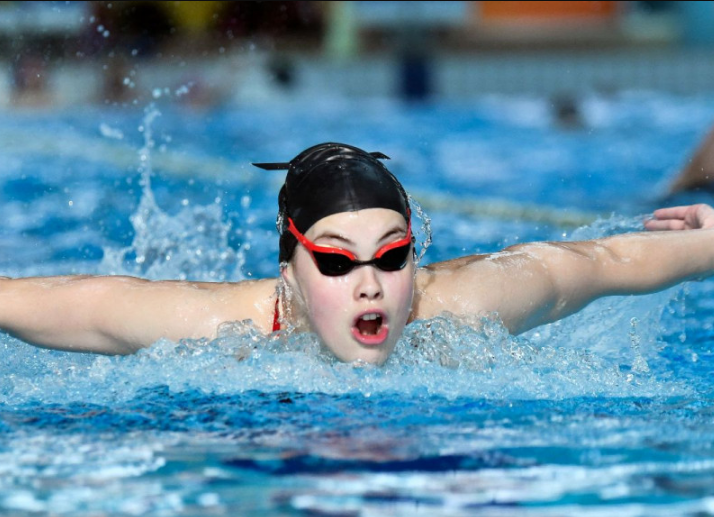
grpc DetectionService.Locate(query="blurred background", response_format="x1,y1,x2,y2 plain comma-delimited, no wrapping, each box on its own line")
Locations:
2,0,714,109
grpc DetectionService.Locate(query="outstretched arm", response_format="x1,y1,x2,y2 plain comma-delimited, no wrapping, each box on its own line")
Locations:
0,275,277,354
414,204,714,335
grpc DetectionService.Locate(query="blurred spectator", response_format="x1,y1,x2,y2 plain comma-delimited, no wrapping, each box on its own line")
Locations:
216,1,324,44
100,53,135,105
85,1,324,57
88,1,174,57
552,94,585,130
11,53,52,107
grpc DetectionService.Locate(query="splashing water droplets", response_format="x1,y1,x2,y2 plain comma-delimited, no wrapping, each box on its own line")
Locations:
275,210,286,234
99,105,244,282
408,194,432,264
629,317,650,375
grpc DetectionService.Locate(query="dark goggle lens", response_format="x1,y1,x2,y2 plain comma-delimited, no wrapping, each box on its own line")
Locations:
312,243,411,276
313,252,355,276
376,243,411,271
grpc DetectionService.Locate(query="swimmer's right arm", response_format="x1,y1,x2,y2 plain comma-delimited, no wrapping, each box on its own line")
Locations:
0,275,276,354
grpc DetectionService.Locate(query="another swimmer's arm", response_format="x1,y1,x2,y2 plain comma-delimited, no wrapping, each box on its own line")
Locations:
0,275,264,355
669,126,714,193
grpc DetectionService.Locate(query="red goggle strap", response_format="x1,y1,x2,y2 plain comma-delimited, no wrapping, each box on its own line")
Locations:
374,220,412,259
286,218,357,260
286,217,412,261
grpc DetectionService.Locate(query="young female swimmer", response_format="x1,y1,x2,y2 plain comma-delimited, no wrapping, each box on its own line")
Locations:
1,142,713,365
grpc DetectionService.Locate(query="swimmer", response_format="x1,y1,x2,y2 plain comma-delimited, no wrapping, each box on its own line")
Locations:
669,124,714,193
1,142,714,364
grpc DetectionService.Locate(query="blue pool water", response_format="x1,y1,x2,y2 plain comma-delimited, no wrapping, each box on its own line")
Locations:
2,92,714,515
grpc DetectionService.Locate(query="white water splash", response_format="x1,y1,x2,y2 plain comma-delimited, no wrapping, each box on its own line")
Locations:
98,105,244,281
0,299,689,407
408,193,432,265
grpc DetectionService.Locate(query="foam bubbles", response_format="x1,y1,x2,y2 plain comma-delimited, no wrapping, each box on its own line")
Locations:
0,300,687,409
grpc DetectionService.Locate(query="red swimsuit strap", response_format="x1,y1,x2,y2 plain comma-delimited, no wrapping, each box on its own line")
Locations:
272,296,281,332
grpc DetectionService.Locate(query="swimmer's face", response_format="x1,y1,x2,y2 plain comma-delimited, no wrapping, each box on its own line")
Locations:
283,208,414,365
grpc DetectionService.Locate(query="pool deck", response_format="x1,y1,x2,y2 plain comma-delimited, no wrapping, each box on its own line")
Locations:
3,47,714,109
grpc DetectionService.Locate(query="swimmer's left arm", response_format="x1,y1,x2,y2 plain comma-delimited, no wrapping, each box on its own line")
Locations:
505,227,714,332
416,203,714,335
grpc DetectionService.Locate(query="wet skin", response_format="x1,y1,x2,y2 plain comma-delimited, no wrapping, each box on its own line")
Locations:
282,209,414,364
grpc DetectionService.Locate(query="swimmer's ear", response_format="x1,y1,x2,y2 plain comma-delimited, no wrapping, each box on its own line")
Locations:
280,261,296,287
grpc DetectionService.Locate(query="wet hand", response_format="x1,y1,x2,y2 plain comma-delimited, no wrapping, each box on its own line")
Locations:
645,203,714,231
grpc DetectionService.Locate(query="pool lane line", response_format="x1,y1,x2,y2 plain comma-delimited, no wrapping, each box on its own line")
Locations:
411,190,601,227
1,128,602,227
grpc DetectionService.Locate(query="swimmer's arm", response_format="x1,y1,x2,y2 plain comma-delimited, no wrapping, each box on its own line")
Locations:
500,228,714,333
417,204,714,335
0,275,275,354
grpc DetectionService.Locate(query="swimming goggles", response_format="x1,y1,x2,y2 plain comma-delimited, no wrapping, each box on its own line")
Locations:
286,218,412,276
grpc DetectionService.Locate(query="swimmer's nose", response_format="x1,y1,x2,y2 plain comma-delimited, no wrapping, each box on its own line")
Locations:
354,264,383,301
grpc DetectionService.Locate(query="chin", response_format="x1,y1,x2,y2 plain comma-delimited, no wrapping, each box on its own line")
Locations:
319,328,400,365
337,344,394,366
353,353,388,366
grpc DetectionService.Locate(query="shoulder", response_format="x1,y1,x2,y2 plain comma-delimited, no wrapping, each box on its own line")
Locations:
214,277,279,297
410,248,542,322
192,277,280,334
222,276,279,307
411,256,493,321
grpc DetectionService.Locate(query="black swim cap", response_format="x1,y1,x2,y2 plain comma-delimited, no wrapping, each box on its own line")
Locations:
253,142,410,263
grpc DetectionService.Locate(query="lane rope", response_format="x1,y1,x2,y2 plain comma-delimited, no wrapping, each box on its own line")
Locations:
1,128,601,227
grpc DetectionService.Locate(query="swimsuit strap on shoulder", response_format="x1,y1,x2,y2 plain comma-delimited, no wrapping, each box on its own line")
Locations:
272,295,281,332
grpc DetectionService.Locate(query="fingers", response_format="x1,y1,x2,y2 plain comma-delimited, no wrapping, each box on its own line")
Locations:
644,218,687,231
646,204,714,231
645,205,691,231
651,206,692,220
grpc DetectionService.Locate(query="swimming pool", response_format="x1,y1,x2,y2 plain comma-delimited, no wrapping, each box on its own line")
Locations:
2,92,714,515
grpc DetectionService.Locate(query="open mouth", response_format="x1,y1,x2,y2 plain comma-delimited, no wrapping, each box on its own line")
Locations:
352,312,389,345
356,313,383,336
